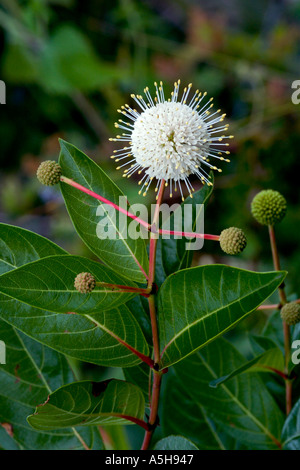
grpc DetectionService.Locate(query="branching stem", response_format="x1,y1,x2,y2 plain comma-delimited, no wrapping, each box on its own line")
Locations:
141,181,165,450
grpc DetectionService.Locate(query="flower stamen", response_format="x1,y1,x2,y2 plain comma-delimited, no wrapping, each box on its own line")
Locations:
110,80,231,198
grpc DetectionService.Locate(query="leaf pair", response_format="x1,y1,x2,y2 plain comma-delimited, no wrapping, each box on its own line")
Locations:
0,225,286,370
0,223,150,368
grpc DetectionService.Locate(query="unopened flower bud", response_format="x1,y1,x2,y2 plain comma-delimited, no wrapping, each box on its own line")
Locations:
36,160,62,186
219,227,247,255
74,272,96,294
280,302,300,326
251,189,287,226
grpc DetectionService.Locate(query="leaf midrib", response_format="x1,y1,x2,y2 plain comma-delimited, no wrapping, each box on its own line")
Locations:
197,350,282,447
161,274,280,360
61,142,147,279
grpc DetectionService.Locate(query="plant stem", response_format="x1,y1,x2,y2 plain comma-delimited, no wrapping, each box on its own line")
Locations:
141,371,162,450
141,181,165,450
257,299,300,310
60,175,149,280
61,175,220,247
148,295,160,366
60,176,150,230
268,225,287,305
95,282,151,297
158,229,219,241
268,224,292,414
148,181,165,287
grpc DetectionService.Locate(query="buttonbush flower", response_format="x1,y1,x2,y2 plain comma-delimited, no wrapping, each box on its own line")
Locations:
36,160,62,186
219,227,247,255
280,302,300,326
74,272,96,294
110,80,232,200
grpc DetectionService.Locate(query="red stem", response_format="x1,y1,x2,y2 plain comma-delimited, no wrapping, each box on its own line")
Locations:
268,224,292,415
60,176,150,230
60,175,149,279
61,175,221,246
158,229,219,240
141,372,162,450
141,181,165,450
257,299,300,310
95,282,151,297
148,181,165,287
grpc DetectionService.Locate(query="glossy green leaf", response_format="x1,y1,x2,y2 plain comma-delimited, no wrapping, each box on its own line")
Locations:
210,344,284,388
0,225,149,368
28,380,145,431
162,374,232,450
154,436,198,450
123,361,151,405
0,300,149,368
261,309,285,352
0,222,67,275
0,254,137,314
158,265,286,368
282,398,300,450
172,338,284,449
158,265,286,369
0,318,103,450
59,139,148,282
0,424,22,450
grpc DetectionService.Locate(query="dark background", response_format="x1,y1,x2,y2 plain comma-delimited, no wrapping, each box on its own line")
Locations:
0,0,299,448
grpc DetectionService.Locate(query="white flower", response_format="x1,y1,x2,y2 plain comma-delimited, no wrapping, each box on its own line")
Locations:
110,80,232,200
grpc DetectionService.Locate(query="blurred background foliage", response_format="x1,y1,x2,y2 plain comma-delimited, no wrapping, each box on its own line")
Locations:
0,0,300,448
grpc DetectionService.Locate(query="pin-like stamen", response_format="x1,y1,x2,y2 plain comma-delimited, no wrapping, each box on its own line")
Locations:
110,80,231,199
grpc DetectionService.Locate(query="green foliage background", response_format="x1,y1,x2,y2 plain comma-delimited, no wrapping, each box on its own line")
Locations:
0,0,300,449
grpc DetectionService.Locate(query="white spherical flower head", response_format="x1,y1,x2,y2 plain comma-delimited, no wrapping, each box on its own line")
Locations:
110,81,232,200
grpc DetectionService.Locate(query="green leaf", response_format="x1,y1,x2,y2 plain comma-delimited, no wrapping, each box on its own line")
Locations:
210,344,285,388
172,338,284,449
123,362,151,405
156,177,214,285
125,295,152,343
282,398,300,450
0,318,103,450
261,309,285,352
28,379,145,431
162,374,232,450
158,265,286,369
0,300,150,369
59,139,148,282
0,254,137,314
0,225,149,368
154,436,198,450
0,222,67,274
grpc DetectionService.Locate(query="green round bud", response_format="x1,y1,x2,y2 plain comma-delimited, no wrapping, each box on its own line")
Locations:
74,272,96,294
251,189,287,226
280,302,300,326
219,227,247,255
36,160,62,186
